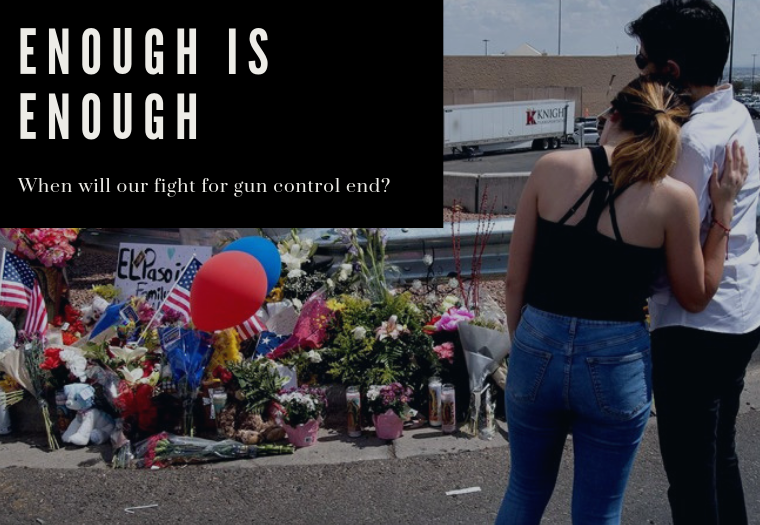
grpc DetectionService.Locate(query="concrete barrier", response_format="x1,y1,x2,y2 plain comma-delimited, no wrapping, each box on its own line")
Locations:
443,172,479,212
443,171,530,214
480,172,530,215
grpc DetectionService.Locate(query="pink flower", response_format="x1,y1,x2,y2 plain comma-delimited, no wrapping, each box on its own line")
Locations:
433,342,455,364
434,307,475,332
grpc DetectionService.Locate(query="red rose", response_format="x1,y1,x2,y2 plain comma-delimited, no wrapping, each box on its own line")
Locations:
40,347,63,370
213,366,233,385
62,332,79,345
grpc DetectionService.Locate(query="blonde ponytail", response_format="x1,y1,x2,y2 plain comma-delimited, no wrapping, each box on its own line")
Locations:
608,77,689,190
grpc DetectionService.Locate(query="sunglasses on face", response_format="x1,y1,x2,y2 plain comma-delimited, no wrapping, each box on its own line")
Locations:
635,52,650,70
597,107,613,134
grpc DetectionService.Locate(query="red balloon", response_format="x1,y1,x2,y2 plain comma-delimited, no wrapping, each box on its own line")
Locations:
190,252,268,332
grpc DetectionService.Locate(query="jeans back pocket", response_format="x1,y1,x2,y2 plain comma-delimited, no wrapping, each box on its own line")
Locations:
586,350,651,421
506,343,553,404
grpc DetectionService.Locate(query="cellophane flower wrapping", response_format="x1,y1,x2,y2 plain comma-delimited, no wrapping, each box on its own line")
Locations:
269,292,335,360
112,432,296,469
457,322,510,440
159,328,214,436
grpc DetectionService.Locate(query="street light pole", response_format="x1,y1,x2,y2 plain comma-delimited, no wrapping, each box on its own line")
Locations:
753,54,757,95
728,0,735,82
558,0,562,55
483,39,489,56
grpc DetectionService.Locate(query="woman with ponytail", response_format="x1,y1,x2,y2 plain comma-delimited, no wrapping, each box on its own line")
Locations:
495,75,748,525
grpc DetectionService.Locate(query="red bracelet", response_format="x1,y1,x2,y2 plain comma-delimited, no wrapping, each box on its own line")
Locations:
712,218,731,234
712,218,731,260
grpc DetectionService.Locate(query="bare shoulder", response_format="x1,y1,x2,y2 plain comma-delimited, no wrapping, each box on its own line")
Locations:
530,149,591,181
653,176,699,216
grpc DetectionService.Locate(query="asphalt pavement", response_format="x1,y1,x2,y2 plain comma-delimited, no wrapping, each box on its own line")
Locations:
1,348,758,525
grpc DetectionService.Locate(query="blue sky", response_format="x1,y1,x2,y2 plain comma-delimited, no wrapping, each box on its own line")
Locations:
443,0,759,68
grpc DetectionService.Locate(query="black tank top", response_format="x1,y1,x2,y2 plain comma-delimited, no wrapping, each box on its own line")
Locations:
524,146,664,322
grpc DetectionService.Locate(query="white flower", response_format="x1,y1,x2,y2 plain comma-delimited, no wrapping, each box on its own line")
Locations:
375,315,408,341
352,326,368,341
326,278,335,290
109,344,148,364
305,350,322,363
423,254,434,267
338,263,354,282
141,370,161,387
441,295,460,312
411,280,423,291
367,386,380,401
448,278,460,289
426,292,439,304
287,269,306,279
119,366,145,385
59,347,88,382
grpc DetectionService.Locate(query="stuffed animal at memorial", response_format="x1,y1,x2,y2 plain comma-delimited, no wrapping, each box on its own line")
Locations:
61,383,115,446
0,314,15,351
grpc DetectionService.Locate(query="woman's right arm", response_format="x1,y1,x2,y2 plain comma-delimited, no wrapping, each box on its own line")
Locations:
664,141,747,312
505,162,542,339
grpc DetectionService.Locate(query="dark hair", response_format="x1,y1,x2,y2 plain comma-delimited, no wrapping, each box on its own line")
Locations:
608,76,690,190
626,0,729,86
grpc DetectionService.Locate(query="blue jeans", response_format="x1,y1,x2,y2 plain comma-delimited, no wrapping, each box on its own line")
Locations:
496,306,652,525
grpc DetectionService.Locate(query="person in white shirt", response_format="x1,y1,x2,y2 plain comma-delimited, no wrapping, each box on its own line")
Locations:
627,2,760,525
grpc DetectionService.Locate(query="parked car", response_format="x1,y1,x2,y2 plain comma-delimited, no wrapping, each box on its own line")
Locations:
568,125,600,145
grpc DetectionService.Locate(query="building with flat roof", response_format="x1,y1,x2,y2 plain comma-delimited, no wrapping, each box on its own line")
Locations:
444,55,640,118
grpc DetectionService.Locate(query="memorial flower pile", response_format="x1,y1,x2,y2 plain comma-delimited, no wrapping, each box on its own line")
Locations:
2,224,511,469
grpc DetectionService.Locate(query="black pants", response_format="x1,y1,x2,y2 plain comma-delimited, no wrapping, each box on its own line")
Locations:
651,325,760,525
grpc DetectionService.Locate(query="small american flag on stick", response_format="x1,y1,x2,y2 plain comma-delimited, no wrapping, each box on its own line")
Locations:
161,256,202,324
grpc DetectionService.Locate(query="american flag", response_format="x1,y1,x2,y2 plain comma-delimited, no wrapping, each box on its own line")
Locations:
0,249,48,335
161,256,202,323
254,330,290,357
236,314,267,341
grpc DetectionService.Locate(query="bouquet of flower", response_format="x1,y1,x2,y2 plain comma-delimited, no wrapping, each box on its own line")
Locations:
0,374,23,408
112,432,295,469
0,228,82,268
458,322,510,440
227,358,287,416
326,293,438,403
50,305,88,346
160,328,215,436
276,386,327,427
366,383,413,418
335,228,391,302
269,291,335,361
0,333,59,450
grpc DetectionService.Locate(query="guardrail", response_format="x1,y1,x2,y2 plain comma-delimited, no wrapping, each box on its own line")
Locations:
82,225,515,282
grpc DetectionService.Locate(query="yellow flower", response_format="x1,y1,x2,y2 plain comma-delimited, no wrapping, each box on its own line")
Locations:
0,376,20,392
267,287,284,303
326,299,346,312
207,329,242,378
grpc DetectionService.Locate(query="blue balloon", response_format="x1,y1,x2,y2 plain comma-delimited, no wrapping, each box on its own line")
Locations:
222,237,282,294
